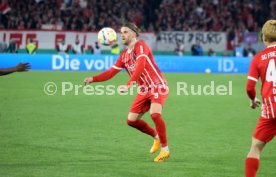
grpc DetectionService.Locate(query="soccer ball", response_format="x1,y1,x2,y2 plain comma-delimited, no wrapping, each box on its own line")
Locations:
97,27,117,46
205,68,211,74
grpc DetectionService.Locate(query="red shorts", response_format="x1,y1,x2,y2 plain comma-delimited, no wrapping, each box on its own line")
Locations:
253,117,276,142
130,87,169,113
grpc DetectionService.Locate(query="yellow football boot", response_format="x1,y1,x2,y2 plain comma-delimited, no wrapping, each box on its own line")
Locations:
150,139,160,154
154,150,170,162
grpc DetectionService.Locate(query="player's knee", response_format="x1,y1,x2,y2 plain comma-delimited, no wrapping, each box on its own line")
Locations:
252,143,264,153
150,113,161,120
251,138,266,152
126,119,136,126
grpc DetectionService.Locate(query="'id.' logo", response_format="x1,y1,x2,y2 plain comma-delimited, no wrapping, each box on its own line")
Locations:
218,59,238,73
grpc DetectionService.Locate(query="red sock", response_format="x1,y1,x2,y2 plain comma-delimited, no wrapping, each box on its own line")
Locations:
127,119,157,137
245,158,260,177
151,113,167,147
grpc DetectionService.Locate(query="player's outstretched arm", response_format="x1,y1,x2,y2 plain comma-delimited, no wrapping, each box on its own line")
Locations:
83,67,121,85
16,62,31,72
0,62,31,76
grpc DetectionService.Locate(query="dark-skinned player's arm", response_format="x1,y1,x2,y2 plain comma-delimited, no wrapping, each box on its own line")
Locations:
246,57,261,109
0,62,31,76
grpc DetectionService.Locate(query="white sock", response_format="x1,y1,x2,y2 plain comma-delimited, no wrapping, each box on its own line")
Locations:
154,134,159,140
161,146,169,152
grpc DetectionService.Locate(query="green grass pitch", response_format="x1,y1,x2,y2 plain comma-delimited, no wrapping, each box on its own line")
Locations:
0,71,275,177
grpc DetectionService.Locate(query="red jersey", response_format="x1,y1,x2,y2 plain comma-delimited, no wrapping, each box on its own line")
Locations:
112,40,167,88
247,44,276,119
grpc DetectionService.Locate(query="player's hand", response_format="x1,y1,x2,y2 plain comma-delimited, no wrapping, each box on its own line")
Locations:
118,85,129,93
83,77,93,85
16,62,31,72
250,98,261,109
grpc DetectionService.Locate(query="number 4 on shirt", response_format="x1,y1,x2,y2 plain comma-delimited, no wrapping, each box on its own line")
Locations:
266,59,276,86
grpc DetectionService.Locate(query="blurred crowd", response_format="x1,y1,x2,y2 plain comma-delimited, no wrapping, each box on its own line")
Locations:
155,0,269,32
0,0,274,33
0,0,161,31
0,0,274,56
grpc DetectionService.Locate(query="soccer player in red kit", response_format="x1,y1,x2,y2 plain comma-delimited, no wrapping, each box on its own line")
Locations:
245,20,276,177
84,23,170,162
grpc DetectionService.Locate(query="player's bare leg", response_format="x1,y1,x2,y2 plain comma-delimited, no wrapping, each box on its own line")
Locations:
247,137,266,158
127,112,144,121
126,112,158,139
150,103,170,162
245,137,266,177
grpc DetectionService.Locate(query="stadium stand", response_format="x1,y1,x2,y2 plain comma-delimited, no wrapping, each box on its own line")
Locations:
0,0,274,55
0,0,272,32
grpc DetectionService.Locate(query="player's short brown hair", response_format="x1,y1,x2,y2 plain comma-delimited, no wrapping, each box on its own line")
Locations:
122,22,140,37
262,20,276,43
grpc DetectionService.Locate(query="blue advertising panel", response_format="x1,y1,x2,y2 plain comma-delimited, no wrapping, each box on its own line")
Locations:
0,54,252,73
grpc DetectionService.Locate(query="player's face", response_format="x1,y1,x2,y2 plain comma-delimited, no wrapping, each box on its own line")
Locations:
121,27,135,45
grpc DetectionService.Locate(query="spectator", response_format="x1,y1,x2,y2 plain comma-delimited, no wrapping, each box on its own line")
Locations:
234,43,245,57
244,43,256,57
56,39,69,54
94,42,101,54
174,40,185,56
207,48,216,56
191,44,197,56
72,38,84,54
191,43,203,56
0,41,8,53
8,40,18,53
26,39,37,54
110,41,120,55
90,45,94,54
